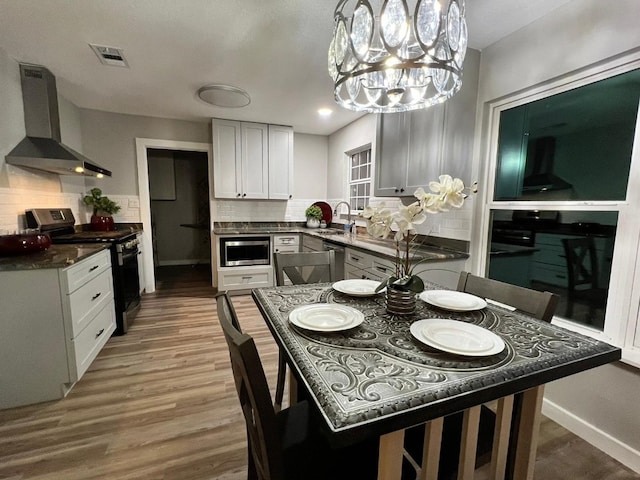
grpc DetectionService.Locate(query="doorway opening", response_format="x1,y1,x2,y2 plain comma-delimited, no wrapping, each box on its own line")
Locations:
136,138,213,293
148,149,211,284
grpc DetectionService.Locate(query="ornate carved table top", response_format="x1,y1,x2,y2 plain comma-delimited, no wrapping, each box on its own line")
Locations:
252,283,620,444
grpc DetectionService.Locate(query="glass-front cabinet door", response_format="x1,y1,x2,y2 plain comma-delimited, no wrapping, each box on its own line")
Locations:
487,68,640,334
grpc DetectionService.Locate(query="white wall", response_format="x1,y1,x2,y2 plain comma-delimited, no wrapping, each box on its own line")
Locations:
475,0,640,471
79,108,211,196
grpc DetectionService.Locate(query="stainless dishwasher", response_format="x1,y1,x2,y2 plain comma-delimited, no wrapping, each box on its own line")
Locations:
322,241,345,280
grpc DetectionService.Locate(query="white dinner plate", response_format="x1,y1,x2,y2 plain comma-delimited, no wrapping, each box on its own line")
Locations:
289,303,365,332
410,319,505,356
419,290,487,312
332,279,383,297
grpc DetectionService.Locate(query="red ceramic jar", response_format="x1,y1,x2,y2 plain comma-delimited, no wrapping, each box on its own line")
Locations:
91,214,115,231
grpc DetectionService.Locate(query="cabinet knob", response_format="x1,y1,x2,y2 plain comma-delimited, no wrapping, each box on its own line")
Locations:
289,194,292,199
400,188,405,193
394,188,399,193
242,193,247,198
236,193,241,197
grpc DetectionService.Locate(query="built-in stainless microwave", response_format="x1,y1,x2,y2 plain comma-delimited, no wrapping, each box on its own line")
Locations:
220,236,270,267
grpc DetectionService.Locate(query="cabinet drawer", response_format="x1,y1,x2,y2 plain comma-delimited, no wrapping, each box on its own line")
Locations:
70,300,116,381
67,269,114,337
345,249,373,269
62,249,111,293
219,267,273,290
372,257,395,278
273,234,299,248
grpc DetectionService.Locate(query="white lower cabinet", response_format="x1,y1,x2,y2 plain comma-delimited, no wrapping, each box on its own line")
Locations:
218,266,273,291
344,247,466,289
0,249,116,409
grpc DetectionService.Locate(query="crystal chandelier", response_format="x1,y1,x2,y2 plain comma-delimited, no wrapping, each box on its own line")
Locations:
328,0,467,113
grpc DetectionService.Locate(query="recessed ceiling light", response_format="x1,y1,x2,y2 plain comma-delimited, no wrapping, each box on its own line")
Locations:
197,84,251,108
318,108,333,117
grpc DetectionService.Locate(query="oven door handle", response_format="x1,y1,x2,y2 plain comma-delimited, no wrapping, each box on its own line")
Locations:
119,250,139,265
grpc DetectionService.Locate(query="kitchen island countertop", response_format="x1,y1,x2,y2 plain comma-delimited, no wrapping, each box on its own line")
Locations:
0,244,109,272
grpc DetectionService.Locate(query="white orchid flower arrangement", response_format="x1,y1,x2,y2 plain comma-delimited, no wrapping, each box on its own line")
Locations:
361,175,477,294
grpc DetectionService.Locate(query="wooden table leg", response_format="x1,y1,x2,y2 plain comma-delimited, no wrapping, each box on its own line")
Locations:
458,405,481,480
512,386,545,480
420,417,444,480
378,429,405,480
288,371,298,406
490,395,515,480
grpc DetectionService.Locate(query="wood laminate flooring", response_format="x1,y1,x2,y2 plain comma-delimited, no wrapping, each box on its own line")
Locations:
0,265,637,479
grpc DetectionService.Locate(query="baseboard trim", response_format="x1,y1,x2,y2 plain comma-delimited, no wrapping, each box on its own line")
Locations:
157,260,211,266
542,398,640,474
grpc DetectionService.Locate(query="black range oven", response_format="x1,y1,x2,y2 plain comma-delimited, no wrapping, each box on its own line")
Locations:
27,208,140,335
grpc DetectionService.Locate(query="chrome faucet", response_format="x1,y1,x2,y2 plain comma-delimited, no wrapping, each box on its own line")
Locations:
334,201,352,226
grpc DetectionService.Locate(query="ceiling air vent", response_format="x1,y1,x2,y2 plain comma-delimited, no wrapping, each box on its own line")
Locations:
89,44,129,68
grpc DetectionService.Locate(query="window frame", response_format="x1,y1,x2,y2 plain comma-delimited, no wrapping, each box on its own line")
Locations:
472,52,640,367
347,145,372,214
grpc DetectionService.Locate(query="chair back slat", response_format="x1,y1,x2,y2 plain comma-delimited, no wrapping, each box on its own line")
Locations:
562,237,600,291
216,292,284,480
457,272,559,322
274,250,336,286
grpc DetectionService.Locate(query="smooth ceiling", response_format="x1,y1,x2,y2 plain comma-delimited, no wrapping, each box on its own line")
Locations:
0,0,572,135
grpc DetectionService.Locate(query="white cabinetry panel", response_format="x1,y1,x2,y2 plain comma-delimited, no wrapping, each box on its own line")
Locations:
0,249,116,409
213,119,293,200
268,125,294,200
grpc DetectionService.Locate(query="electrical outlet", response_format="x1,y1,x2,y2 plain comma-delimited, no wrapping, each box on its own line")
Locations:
128,199,140,208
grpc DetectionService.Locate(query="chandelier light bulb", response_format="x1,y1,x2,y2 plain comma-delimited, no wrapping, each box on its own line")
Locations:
329,0,467,113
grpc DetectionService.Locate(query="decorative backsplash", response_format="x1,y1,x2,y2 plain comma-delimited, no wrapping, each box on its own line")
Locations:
0,187,141,232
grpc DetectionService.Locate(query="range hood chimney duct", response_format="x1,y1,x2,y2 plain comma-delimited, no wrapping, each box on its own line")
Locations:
522,136,571,193
5,64,111,177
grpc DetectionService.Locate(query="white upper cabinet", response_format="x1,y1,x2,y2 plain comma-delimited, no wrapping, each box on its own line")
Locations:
268,125,294,199
213,119,243,198
375,49,480,196
241,122,269,199
213,119,293,200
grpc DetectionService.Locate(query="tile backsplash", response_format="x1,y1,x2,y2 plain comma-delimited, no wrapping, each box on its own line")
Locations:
1,189,473,241
0,187,141,232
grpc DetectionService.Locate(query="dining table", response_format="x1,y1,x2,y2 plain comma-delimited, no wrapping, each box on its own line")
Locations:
251,281,621,480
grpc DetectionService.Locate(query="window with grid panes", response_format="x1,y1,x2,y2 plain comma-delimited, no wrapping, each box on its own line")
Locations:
349,148,371,212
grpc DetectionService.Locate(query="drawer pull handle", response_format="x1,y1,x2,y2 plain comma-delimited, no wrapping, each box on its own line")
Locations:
95,328,105,339
242,276,252,280
376,266,388,272
92,292,102,301
89,265,99,272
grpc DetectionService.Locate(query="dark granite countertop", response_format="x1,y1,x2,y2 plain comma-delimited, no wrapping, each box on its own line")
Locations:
0,244,109,272
213,222,468,264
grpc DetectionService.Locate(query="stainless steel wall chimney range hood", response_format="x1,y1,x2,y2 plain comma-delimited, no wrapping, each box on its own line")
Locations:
5,64,111,177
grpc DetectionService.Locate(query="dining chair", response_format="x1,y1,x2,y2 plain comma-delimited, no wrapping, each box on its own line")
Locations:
273,250,336,286
406,272,560,480
215,291,379,480
457,271,559,322
273,250,336,411
562,237,608,317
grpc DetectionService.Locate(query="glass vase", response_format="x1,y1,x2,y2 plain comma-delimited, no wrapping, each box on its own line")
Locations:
386,288,417,316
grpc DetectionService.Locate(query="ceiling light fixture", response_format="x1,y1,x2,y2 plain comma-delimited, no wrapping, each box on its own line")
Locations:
197,84,251,108
328,0,467,113
318,108,333,117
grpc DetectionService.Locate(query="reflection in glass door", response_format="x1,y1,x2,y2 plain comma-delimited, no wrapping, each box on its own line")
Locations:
487,210,616,330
